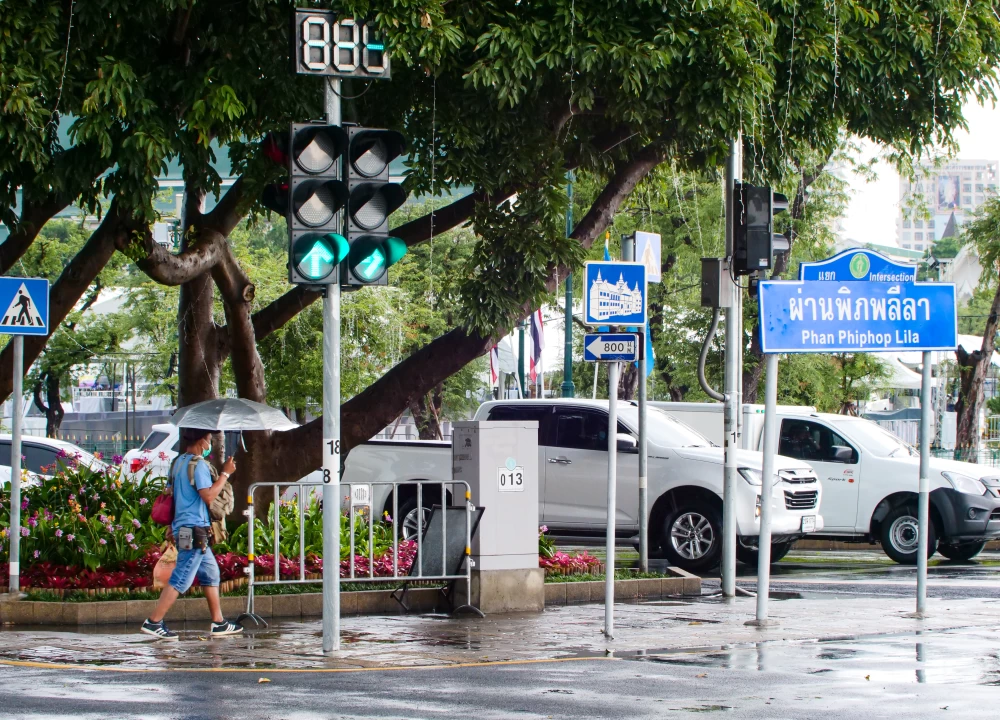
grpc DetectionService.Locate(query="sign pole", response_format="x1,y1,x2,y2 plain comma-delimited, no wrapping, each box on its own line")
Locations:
604,359,619,640
916,350,932,615
751,351,779,625
8,336,23,594
722,135,742,598
621,235,648,572
321,77,342,655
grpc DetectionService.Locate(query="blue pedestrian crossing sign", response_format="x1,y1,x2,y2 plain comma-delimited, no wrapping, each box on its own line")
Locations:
582,261,647,326
0,277,49,335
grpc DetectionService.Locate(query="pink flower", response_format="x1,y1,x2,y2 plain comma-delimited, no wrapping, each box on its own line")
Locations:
99,538,107,545
158,451,169,460
27,517,37,528
33,550,39,559
125,533,134,542
66,534,75,542
20,528,28,537
78,514,86,522
132,519,141,528
55,529,63,538
539,525,548,533
129,543,138,550
98,515,107,524
139,498,148,506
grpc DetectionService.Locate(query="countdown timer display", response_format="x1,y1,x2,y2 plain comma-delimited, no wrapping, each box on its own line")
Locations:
293,9,391,79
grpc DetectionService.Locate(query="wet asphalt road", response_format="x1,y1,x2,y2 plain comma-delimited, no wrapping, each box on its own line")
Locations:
0,549,997,719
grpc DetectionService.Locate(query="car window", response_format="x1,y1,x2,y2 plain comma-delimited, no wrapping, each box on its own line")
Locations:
486,405,552,444
779,419,857,464
0,441,9,467
551,409,629,452
140,431,169,451
23,444,60,475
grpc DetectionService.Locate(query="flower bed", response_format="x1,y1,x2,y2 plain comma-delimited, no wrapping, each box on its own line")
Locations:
538,525,602,577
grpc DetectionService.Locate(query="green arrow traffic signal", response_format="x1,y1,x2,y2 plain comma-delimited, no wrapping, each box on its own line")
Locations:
292,233,348,283
348,236,407,284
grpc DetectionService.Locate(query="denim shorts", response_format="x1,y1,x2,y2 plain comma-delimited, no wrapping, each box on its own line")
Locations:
169,544,221,594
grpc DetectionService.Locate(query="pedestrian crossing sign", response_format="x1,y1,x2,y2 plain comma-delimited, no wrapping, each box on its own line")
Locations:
0,277,49,335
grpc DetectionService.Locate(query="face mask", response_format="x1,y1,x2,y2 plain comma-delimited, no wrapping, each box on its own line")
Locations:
202,446,211,459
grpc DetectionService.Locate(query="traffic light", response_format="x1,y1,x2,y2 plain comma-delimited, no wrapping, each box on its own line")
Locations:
287,123,351,284
341,127,408,286
733,183,788,276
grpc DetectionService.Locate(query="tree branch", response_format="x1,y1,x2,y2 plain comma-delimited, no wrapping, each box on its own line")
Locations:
211,242,266,402
122,225,226,286
203,176,246,237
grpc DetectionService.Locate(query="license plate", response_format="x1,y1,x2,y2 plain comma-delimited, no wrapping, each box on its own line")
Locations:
801,515,817,533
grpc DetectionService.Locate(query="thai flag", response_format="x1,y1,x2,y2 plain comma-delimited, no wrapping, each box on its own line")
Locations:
529,308,544,384
490,345,500,386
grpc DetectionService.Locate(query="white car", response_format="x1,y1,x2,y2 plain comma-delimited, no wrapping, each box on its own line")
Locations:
342,399,826,572
0,434,108,485
653,402,1000,563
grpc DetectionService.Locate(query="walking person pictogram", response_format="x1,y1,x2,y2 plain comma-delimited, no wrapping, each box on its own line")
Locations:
15,291,31,325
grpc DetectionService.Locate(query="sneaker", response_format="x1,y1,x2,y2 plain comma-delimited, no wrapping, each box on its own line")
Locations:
211,619,243,637
140,619,179,641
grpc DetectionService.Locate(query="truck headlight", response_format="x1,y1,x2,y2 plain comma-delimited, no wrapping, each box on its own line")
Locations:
739,468,762,486
942,471,987,496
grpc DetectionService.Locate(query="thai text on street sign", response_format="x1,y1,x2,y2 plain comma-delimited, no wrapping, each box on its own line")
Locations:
582,261,647,326
584,333,641,362
759,281,957,353
0,277,49,335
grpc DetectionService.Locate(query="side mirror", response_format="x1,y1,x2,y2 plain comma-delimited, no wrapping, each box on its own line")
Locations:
616,433,639,453
830,445,855,463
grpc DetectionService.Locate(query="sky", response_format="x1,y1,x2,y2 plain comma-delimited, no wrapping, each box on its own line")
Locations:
840,95,1000,246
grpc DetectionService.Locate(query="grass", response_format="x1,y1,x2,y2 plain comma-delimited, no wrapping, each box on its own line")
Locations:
545,569,671,584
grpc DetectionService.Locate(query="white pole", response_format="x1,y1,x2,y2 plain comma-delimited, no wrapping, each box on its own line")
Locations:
604,360,619,640
8,336,23,593
592,362,599,399
722,135,742,597
752,352,779,624
322,78,342,654
916,351,932,615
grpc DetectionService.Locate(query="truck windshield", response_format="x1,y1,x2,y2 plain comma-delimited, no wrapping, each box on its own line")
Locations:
619,407,715,448
834,417,917,458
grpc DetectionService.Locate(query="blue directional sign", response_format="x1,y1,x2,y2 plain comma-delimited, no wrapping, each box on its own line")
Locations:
799,248,917,283
0,277,49,336
584,333,640,362
758,280,957,353
582,261,647,327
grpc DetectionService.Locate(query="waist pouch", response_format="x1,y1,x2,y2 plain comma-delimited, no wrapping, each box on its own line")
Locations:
179,526,212,552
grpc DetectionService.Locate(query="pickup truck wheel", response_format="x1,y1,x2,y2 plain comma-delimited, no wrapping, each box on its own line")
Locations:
662,505,723,571
937,541,986,562
880,504,937,564
735,540,794,567
397,498,433,541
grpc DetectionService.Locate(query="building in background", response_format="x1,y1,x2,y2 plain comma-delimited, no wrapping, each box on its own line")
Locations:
897,159,998,253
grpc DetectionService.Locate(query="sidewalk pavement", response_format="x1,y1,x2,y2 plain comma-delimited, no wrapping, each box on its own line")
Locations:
0,592,998,671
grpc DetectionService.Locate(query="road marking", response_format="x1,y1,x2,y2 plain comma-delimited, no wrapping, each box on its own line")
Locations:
0,654,616,674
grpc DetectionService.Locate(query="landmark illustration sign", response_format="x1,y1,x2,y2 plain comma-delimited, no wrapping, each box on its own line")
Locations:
0,277,49,336
582,261,647,326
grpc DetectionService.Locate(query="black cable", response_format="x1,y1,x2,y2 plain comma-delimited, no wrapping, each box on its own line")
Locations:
326,77,374,101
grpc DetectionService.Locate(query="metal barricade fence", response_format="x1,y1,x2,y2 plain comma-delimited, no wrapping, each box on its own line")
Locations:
240,479,478,627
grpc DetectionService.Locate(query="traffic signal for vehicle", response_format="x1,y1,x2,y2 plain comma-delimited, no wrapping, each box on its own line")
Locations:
341,127,408,286
733,184,788,276
286,123,351,284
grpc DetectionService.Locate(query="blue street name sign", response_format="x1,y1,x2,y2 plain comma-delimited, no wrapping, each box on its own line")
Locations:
0,277,49,336
799,248,917,283
584,333,640,362
758,280,957,353
582,261,647,326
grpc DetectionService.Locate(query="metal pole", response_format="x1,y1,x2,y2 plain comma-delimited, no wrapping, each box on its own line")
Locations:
592,363,599,399
8,336,23,594
322,78,342,654
722,135,742,597
916,351,932,615
754,352,779,624
561,174,575,398
518,322,526,397
605,360,619,640
621,235,648,571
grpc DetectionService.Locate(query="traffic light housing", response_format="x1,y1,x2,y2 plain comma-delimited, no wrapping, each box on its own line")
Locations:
733,183,788,276
341,126,408,286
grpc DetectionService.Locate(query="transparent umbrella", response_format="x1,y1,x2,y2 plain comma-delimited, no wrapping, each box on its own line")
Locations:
169,398,298,431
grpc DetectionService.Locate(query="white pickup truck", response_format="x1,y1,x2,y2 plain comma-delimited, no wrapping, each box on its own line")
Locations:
652,402,1000,563
342,399,825,572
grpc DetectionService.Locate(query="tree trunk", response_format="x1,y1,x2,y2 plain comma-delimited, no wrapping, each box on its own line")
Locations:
618,362,638,400
409,385,445,440
32,372,65,438
954,282,1000,456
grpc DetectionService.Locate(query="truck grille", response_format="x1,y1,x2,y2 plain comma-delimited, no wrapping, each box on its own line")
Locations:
778,469,818,484
990,509,1000,521
784,490,818,510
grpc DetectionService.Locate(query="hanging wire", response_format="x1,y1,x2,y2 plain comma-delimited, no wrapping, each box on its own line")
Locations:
47,0,75,131
325,77,374,101
428,74,437,307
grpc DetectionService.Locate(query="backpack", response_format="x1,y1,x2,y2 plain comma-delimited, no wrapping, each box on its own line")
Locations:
156,455,234,524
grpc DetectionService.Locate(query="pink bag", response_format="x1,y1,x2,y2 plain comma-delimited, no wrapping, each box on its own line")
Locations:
151,490,174,526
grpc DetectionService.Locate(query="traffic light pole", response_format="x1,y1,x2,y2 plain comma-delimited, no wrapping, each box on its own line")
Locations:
322,78,342,655
722,136,742,598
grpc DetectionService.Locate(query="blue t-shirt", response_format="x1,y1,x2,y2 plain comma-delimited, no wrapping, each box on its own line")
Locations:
171,453,213,535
